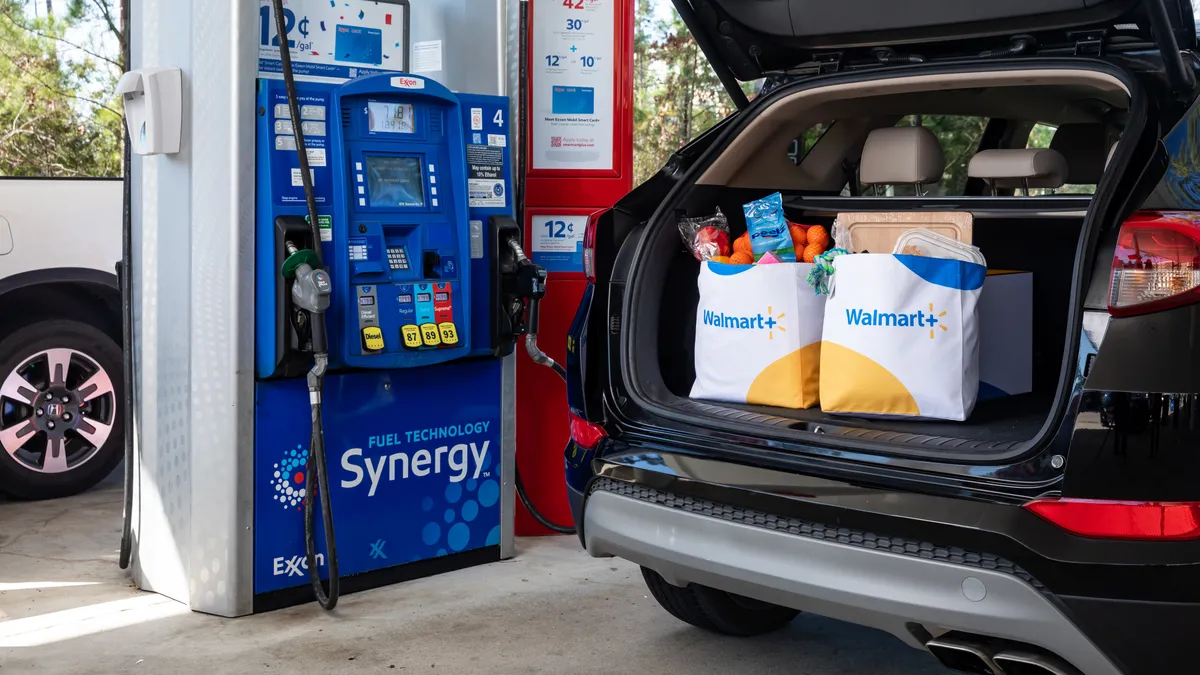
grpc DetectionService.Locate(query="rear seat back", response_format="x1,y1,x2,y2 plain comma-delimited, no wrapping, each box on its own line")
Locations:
859,126,945,195
1049,123,1114,185
968,148,1068,194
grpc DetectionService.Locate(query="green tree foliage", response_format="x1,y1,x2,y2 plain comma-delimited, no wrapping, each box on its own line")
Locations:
0,0,124,177
632,1,743,185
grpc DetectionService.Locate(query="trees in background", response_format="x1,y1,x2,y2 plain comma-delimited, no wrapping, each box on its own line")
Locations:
0,0,124,177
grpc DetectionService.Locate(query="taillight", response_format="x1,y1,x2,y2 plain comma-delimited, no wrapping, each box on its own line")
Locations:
568,411,607,450
1108,211,1200,317
1024,498,1200,540
582,208,608,284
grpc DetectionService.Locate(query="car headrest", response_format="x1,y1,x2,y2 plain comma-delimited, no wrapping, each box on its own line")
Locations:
1049,123,1112,184
968,148,1068,190
859,126,946,186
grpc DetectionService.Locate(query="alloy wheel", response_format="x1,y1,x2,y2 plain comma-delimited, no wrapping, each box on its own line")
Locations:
0,348,116,474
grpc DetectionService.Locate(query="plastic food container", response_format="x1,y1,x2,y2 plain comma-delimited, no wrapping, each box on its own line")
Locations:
835,211,973,253
892,228,987,265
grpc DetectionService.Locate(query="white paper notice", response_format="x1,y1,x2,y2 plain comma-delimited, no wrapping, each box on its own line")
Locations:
531,0,615,171
412,40,443,73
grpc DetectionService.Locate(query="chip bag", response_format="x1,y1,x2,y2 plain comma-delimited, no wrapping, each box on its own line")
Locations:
743,192,797,262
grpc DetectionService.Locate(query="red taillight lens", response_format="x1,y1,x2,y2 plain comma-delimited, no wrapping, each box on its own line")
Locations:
1108,211,1200,317
568,411,607,450
1024,498,1200,540
582,208,608,284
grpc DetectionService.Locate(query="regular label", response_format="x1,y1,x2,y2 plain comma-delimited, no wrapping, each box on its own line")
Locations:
468,179,506,208
308,214,333,242
531,214,586,273
469,220,484,259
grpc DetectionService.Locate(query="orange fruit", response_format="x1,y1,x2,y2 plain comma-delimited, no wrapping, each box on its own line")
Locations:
710,255,732,264
729,251,754,265
789,224,808,249
733,232,752,255
802,241,825,263
806,225,829,251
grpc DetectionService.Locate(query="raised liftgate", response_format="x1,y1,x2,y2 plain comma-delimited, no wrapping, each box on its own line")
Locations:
126,0,524,616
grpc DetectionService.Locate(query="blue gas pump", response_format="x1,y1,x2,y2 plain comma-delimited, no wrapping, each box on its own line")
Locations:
252,0,527,612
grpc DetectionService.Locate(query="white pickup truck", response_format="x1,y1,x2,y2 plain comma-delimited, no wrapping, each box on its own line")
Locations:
0,178,124,499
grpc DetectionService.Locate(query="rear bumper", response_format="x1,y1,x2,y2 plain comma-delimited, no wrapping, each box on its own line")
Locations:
583,484,1121,675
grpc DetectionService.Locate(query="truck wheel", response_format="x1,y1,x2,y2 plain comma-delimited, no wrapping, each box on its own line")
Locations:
0,320,124,500
641,567,799,636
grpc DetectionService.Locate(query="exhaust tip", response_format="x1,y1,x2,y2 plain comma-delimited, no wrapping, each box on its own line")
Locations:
993,650,1083,675
925,636,1002,674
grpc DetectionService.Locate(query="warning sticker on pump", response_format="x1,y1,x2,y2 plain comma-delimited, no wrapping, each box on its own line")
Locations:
466,145,503,179
469,179,506,207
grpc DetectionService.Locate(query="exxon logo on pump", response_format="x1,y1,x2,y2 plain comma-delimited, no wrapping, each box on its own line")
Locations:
273,553,325,577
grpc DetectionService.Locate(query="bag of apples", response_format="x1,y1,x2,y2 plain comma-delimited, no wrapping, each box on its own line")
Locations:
678,209,733,262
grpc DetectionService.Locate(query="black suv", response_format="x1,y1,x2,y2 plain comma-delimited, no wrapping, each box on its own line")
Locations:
562,2,1200,674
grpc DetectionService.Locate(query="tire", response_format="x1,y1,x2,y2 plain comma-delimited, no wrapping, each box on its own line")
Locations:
641,567,800,636
0,319,124,500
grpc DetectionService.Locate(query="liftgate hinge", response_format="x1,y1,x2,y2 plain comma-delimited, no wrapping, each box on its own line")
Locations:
815,52,843,74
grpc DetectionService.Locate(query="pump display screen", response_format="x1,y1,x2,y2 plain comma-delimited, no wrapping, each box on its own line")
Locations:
365,156,425,208
358,296,375,306
367,102,414,134
435,292,449,302
397,294,413,304
417,293,431,303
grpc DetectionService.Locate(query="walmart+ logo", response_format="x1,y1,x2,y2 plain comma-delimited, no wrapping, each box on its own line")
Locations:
702,306,787,340
844,302,949,340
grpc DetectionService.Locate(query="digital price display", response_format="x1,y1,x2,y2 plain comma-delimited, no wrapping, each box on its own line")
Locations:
434,292,448,302
359,296,375,306
365,155,425,208
397,294,413,304
417,293,432,303
367,102,414,134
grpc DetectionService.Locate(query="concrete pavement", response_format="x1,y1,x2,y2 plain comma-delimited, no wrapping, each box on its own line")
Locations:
0,471,946,674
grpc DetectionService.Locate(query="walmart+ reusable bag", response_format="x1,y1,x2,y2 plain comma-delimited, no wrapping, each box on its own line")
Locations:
820,254,986,421
690,261,825,409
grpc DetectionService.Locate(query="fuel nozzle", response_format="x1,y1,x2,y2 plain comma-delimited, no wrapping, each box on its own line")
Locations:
282,239,332,362
505,238,564,381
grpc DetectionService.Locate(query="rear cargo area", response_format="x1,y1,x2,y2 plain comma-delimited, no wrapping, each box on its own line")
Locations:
654,195,1082,451
621,68,1132,456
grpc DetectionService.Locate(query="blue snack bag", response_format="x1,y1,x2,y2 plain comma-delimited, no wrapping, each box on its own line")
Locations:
742,192,796,262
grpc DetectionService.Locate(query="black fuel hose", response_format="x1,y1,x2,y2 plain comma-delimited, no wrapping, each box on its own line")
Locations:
273,0,339,610
118,0,134,571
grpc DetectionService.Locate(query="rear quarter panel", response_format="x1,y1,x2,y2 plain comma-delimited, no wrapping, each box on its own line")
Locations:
0,178,122,278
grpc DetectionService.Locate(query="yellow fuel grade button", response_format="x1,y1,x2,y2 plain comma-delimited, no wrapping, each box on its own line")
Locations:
361,326,385,352
437,322,459,346
420,323,441,347
401,324,422,349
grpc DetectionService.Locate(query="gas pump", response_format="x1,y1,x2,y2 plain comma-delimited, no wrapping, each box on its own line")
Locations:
253,0,533,610
123,0,593,616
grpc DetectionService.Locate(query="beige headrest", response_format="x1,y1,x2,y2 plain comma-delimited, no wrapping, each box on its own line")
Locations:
859,126,946,185
968,148,1068,189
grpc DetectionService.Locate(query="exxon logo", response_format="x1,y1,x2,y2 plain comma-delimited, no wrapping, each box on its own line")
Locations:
390,76,425,90
273,553,325,577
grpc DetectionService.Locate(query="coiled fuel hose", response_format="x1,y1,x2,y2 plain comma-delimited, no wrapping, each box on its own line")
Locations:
274,0,339,611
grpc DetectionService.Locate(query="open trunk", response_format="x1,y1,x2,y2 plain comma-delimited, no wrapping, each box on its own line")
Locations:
618,65,1141,460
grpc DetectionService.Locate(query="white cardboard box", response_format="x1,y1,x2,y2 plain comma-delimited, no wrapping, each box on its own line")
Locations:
978,271,1033,400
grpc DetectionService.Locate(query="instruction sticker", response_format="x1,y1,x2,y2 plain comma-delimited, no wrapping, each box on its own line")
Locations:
290,168,315,187
305,147,326,167
466,144,506,207
412,40,443,73
488,134,507,148
470,108,483,131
